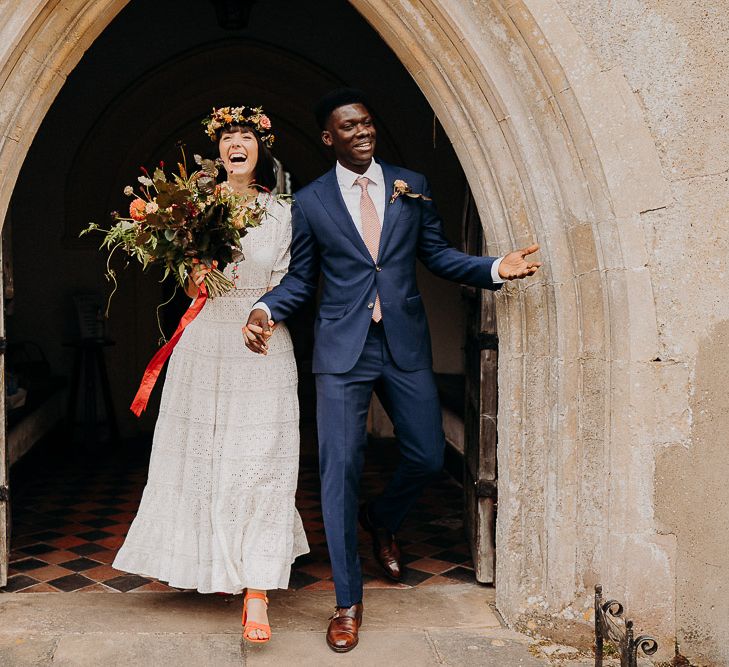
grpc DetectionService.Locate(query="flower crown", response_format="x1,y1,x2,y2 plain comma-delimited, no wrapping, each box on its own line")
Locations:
203,106,275,147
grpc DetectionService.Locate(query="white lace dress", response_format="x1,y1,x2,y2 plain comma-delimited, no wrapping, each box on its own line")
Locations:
114,196,309,593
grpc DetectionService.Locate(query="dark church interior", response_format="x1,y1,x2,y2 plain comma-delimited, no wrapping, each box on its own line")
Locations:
3,0,492,594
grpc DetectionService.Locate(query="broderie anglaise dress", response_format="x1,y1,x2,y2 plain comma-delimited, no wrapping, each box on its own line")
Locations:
114,196,309,592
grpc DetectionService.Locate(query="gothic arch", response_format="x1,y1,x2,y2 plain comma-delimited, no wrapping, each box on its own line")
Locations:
0,0,675,649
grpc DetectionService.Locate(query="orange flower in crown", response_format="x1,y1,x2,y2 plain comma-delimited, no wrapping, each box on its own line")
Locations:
202,105,275,147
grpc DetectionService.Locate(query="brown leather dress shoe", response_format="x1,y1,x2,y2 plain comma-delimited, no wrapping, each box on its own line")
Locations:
358,503,402,581
326,603,363,653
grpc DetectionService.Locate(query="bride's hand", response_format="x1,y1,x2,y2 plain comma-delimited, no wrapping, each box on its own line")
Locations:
244,320,276,341
186,259,216,298
190,259,217,286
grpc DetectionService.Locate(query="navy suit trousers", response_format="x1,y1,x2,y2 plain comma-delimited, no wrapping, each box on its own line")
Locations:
316,322,446,607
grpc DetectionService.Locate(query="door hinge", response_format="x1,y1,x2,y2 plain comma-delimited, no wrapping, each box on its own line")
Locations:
0,486,8,502
476,479,497,498
478,333,498,351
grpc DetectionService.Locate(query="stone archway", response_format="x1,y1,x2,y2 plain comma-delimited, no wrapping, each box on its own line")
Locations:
347,2,676,649
0,0,677,653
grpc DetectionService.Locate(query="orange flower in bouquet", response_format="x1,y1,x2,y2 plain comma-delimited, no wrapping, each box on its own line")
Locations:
129,198,147,221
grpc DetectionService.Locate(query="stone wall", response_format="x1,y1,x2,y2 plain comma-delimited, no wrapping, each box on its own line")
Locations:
555,2,729,663
357,2,726,663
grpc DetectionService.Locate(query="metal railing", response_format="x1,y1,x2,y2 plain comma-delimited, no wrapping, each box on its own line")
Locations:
595,584,659,667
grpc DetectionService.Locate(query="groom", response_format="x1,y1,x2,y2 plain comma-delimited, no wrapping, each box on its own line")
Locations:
244,89,540,653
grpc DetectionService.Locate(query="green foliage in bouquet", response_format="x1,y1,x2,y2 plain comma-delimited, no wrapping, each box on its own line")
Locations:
82,147,285,313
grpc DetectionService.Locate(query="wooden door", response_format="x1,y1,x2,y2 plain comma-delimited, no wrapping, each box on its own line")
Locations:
0,228,8,587
461,191,498,583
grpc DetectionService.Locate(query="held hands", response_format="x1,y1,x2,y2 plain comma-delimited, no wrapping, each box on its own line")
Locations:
498,244,542,280
243,308,275,354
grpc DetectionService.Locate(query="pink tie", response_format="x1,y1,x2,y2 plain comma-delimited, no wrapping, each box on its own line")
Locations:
355,176,382,322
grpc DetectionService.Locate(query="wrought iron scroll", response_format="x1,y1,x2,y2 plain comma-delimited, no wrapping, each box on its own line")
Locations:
595,585,658,667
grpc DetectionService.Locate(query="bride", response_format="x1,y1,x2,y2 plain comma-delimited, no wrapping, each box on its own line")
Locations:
114,106,308,643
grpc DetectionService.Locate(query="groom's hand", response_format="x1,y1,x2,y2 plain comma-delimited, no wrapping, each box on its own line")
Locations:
498,243,542,280
243,309,273,354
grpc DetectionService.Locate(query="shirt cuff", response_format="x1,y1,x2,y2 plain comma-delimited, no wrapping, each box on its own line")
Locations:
251,301,272,319
491,257,506,284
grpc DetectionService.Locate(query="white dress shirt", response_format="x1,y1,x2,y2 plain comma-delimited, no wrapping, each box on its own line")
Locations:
253,159,504,319
336,159,386,234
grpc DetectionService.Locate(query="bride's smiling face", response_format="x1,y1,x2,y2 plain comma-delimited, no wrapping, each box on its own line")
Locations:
218,127,259,180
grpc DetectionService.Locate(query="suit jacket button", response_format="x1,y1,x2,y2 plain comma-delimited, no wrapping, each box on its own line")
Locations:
375,265,382,272
367,302,374,309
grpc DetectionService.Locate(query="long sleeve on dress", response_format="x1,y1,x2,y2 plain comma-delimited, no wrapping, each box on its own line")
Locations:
268,204,292,288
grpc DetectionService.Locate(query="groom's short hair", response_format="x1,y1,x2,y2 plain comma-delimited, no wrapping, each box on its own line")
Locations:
315,88,372,130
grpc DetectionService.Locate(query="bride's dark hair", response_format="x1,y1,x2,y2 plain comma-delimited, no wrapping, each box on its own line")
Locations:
217,123,278,191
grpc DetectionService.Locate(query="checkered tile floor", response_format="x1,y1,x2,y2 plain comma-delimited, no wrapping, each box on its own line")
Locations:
3,439,476,593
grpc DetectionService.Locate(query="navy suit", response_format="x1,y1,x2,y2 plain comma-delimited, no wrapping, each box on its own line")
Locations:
261,160,501,606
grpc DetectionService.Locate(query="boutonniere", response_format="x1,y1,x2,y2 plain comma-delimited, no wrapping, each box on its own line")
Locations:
389,179,433,204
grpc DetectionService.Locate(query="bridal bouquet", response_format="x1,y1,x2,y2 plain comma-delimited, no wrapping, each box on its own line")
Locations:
82,149,270,304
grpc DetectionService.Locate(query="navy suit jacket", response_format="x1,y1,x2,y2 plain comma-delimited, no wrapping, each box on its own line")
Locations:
261,160,501,374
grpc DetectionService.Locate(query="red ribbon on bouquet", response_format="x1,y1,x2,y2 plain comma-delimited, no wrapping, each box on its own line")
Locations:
130,283,208,417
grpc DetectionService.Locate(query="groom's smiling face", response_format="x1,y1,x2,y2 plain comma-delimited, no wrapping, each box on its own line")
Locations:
322,103,377,173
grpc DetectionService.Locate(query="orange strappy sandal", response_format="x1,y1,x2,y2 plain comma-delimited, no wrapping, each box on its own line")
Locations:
242,591,271,643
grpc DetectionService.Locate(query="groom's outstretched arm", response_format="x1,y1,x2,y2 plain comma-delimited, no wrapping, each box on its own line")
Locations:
416,178,498,288
416,177,540,287
243,200,320,354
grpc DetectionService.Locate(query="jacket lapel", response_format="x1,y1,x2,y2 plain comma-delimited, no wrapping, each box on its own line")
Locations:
378,160,404,260
314,168,371,261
